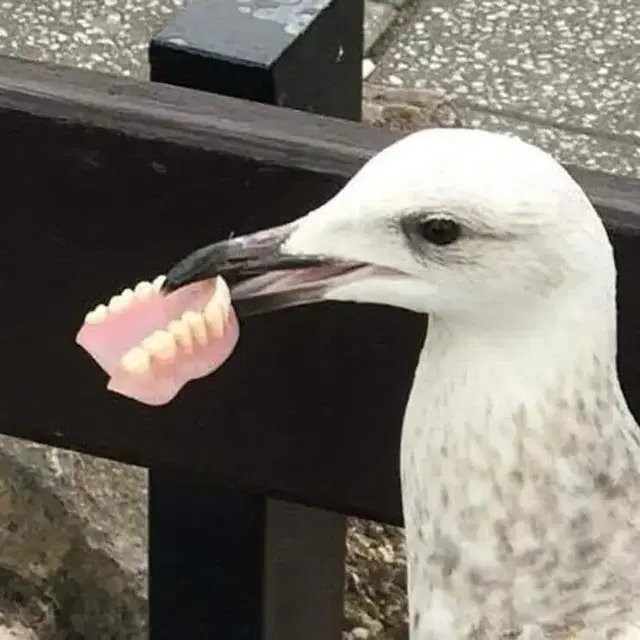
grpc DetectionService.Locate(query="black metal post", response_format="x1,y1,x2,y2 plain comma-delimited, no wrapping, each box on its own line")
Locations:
148,0,363,637
149,0,363,121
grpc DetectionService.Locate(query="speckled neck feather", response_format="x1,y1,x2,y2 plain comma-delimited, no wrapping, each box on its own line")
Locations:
401,286,640,639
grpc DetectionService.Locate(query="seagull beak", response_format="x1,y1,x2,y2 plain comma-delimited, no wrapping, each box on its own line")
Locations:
161,220,367,316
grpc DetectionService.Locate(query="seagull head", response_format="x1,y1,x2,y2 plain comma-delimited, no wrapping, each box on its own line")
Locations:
162,128,614,327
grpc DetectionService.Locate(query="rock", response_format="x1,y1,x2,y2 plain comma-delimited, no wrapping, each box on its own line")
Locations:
0,617,39,640
344,518,408,640
0,435,147,638
0,569,56,639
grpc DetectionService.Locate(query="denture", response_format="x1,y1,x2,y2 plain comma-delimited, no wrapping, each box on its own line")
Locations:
76,275,239,406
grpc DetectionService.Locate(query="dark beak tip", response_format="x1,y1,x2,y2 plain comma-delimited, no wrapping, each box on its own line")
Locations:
160,268,185,294
159,280,174,295
160,222,326,299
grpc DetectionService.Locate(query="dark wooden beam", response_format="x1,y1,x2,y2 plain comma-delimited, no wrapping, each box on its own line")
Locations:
0,56,639,531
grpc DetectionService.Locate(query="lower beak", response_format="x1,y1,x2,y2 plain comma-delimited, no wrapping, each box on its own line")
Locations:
162,221,364,316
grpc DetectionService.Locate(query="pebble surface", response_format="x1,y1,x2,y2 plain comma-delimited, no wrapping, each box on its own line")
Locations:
0,0,187,78
0,0,406,77
373,0,640,177
464,107,640,178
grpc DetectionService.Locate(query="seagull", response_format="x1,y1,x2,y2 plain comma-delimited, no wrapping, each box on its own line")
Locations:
162,128,640,639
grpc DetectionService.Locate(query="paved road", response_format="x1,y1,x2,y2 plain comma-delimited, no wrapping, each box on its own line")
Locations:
373,0,640,176
0,0,637,175
0,0,397,79
0,0,186,78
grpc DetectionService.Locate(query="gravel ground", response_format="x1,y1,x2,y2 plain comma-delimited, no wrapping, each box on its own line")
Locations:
345,519,408,640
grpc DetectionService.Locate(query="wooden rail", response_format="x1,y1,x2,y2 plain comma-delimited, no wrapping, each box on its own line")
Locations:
1,54,640,637
2,53,640,521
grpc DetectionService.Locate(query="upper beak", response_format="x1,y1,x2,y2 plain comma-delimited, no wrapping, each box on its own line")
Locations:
162,221,363,316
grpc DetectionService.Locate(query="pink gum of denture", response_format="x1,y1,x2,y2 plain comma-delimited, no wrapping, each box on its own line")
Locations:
76,277,239,406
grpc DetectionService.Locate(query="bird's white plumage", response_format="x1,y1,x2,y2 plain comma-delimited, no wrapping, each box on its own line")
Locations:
284,129,640,638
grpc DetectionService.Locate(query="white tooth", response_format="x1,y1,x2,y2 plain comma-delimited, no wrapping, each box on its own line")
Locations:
182,311,208,346
121,347,151,375
134,281,154,300
204,297,225,338
85,304,108,324
167,320,193,353
143,330,177,361
213,276,231,320
120,288,135,305
141,334,158,352
108,295,128,313
109,287,135,313
152,275,166,292
154,331,177,361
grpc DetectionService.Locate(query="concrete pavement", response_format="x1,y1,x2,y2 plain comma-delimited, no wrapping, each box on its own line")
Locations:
0,0,636,176
370,0,640,176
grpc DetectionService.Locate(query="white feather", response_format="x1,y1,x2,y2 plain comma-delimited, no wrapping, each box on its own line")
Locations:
286,128,640,638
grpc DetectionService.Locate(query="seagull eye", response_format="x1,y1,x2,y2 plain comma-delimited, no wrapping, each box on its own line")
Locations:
417,218,462,246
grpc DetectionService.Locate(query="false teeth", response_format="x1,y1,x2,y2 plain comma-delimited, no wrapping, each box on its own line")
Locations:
109,294,129,313
111,276,232,373
134,281,154,300
86,276,173,325
181,311,208,347
121,347,151,375
84,304,109,325
204,297,225,338
167,319,193,354
141,330,177,360
121,303,229,373
77,275,239,406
